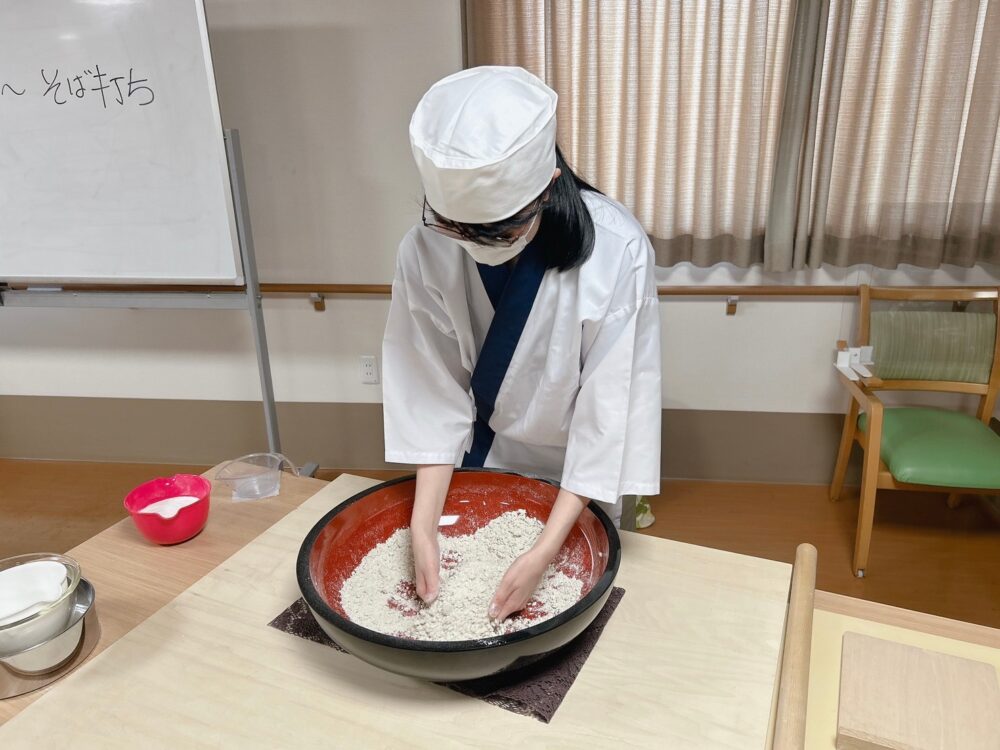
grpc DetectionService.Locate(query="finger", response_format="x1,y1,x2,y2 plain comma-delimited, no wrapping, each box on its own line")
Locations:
496,590,526,622
415,570,427,600
489,575,515,619
416,568,438,605
490,580,523,621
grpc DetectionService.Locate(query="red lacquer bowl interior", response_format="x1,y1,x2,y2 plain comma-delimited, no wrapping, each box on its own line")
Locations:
307,471,611,623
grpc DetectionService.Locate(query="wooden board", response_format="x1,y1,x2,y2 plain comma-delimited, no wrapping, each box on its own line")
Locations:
836,632,1000,750
806,608,1000,749
0,475,793,749
814,591,1000,650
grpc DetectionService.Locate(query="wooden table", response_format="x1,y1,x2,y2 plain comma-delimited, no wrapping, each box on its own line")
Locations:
3,470,997,748
0,465,326,724
1,471,794,748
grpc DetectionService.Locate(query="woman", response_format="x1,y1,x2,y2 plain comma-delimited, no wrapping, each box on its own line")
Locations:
382,66,661,622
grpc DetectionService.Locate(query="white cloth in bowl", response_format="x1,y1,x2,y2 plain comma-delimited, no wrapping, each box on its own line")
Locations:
0,561,68,626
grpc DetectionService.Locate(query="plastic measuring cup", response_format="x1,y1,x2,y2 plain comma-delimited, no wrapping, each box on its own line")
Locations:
215,453,298,501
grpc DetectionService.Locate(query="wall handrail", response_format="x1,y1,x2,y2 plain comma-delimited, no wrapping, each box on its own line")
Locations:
7,282,1000,300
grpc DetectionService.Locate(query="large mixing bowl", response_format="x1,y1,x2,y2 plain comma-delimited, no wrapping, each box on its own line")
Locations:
296,470,620,682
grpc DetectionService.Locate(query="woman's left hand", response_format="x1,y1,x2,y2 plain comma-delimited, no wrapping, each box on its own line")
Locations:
489,487,589,622
489,548,550,621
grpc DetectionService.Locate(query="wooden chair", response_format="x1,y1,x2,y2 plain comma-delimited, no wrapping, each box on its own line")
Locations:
829,285,1000,577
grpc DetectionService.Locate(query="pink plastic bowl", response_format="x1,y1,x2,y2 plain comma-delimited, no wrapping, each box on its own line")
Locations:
123,474,211,545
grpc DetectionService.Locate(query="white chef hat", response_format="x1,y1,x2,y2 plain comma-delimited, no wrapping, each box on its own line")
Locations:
409,66,558,224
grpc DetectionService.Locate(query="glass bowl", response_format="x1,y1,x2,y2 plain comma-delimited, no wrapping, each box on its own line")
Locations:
0,553,82,657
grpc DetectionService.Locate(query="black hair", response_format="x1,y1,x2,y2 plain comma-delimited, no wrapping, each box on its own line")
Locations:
429,145,602,271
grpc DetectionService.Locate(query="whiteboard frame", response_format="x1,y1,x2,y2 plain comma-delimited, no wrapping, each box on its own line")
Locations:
0,0,243,286
196,0,244,287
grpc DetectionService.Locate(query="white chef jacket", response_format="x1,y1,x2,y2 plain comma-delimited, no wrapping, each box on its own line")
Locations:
382,192,661,508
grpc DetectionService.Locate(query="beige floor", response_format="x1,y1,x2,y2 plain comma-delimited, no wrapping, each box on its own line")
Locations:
2,459,998,629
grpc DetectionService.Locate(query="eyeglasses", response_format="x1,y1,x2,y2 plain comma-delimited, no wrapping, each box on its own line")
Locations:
421,196,542,248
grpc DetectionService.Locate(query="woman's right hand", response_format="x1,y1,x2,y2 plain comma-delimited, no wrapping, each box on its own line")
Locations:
410,464,454,605
412,528,441,604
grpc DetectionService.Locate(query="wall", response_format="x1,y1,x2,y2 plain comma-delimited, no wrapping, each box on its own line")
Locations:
657,262,1000,415
1,0,998,479
2,0,456,407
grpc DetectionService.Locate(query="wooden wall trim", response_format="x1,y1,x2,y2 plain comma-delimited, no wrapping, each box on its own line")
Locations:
7,282,998,298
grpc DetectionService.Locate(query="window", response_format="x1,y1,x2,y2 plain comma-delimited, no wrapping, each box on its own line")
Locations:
466,0,1000,271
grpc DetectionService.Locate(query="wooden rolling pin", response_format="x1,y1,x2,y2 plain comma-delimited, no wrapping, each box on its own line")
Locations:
772,542,818,750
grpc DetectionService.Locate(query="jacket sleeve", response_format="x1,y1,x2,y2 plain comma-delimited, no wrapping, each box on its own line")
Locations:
382,240,474,465
559,240,662,505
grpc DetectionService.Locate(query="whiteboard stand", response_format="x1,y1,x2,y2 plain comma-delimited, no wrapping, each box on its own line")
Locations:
0,128,284,458
224,128,280,456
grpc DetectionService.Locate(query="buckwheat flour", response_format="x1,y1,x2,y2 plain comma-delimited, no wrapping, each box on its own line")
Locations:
340,510,583,641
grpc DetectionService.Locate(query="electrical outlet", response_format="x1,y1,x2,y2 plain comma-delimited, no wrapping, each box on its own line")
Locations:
360,355,379,384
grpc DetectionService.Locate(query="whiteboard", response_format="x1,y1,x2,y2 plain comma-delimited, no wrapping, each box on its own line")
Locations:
0,0,241,285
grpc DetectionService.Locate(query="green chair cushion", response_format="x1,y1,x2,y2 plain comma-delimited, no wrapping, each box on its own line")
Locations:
858,407,1000,489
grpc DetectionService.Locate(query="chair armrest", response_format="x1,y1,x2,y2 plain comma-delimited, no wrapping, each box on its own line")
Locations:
835,369,885,414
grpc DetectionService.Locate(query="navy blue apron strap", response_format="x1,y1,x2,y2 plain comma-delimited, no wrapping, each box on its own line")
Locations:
476,262,511,311
462,412,496,468
463,241,547,468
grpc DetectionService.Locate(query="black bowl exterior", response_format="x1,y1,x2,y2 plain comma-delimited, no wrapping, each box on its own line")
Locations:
305,585,613,682
296,469,621,681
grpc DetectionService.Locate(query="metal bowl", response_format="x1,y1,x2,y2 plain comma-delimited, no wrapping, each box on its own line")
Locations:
296,470,620,682
0,579,94,676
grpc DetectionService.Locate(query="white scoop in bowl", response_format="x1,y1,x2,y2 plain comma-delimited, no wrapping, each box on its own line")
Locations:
137,495,202,520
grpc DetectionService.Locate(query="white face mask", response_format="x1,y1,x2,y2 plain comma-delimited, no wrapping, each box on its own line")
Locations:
456,214,538,266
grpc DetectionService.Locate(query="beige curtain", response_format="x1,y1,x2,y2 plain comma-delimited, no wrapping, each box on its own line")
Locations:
770,0,1000,271
466,0,797,267
467,0,1000,272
